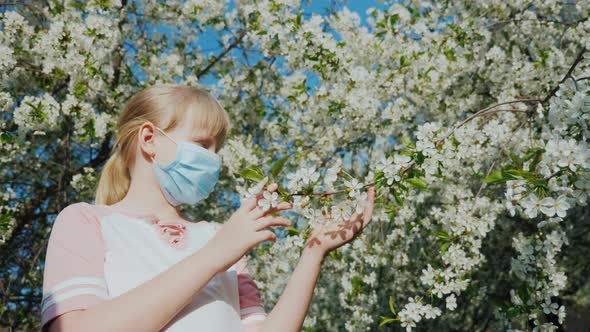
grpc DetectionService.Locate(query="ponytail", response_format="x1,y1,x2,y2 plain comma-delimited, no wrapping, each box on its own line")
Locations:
94,147,131,206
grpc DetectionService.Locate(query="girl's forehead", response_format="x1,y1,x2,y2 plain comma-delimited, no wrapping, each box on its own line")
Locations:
190,108,217,131
176,112,214,137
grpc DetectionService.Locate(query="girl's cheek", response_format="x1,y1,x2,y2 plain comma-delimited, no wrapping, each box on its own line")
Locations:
153,145,177,167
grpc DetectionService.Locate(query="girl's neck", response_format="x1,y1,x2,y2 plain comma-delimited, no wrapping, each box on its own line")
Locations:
111,171,189,223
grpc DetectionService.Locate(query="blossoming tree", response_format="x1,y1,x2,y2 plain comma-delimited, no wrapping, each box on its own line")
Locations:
1,0,589,331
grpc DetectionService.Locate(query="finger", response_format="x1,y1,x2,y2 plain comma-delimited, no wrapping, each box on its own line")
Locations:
267,182,278,192
239,195,259,212
249,200,293,219
242,183,281,215
249,198,293,218
254,216,292,231
348,212,360,223
256,230,277,243
256,216,292,229
362,186,376,226
349,212,365,230
240,188,270,213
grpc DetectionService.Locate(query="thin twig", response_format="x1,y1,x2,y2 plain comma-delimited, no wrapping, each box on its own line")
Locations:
542,47,587,104
475,160,497,199
196,29,248,78
436,101,540,144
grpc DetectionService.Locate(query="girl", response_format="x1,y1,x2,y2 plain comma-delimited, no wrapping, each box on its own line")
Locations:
40,84,375,332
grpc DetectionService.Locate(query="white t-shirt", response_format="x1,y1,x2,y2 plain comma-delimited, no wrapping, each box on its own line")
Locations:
40,202,267,331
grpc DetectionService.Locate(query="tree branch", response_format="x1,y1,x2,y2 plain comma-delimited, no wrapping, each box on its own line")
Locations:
542,47,587,104
196,29,248,79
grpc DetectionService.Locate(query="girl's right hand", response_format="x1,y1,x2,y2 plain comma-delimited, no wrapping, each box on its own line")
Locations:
206,182,293,272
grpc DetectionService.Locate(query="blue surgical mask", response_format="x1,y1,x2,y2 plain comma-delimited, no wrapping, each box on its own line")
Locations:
151,126,221,206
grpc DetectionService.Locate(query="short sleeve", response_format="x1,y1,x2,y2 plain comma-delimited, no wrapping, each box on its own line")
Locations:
235,254,267,331
40,202,108,332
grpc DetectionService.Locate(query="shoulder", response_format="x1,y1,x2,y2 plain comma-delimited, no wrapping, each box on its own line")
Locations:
59,201,92,213
55,202,100,222
50,202,103,236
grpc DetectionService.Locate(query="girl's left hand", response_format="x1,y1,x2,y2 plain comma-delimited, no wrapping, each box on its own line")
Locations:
304,186,375,256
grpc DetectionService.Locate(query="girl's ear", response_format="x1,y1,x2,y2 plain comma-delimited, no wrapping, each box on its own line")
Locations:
137,122,158,161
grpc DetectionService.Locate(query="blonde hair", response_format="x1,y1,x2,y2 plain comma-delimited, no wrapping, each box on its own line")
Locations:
94,84,231,206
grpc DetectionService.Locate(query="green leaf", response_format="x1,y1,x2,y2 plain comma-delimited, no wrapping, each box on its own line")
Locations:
484,170,504,184
392,188,404,206
401,135,415,148
400,150,414,156
351,275,363,295
523,147,544,161
25,101,47,121
0,132,14,144
66,1,84,10
510,152,522,169
530,178,548,189
518,286,529,303
379,316,396,327
384,203,397,213
238,165,265,182
389,13,399,29
503,169,528,177
399,54,410,68
529,151,544,172
506,306,522,319
406,177,428,189
83,118,95,138
375,172,386,191
277,186,290,200
373,171,384,182
435,231,449,240
74,83,87,97
270,156,289,178
0,212,14,231
388,295,396,314
398,182,408,191
285,226,299,236
414,151,425,164
444,48,457,62
440,242,450,256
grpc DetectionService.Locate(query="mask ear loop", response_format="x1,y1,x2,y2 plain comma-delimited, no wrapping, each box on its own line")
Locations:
154,126,178,144
152,126,178,163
